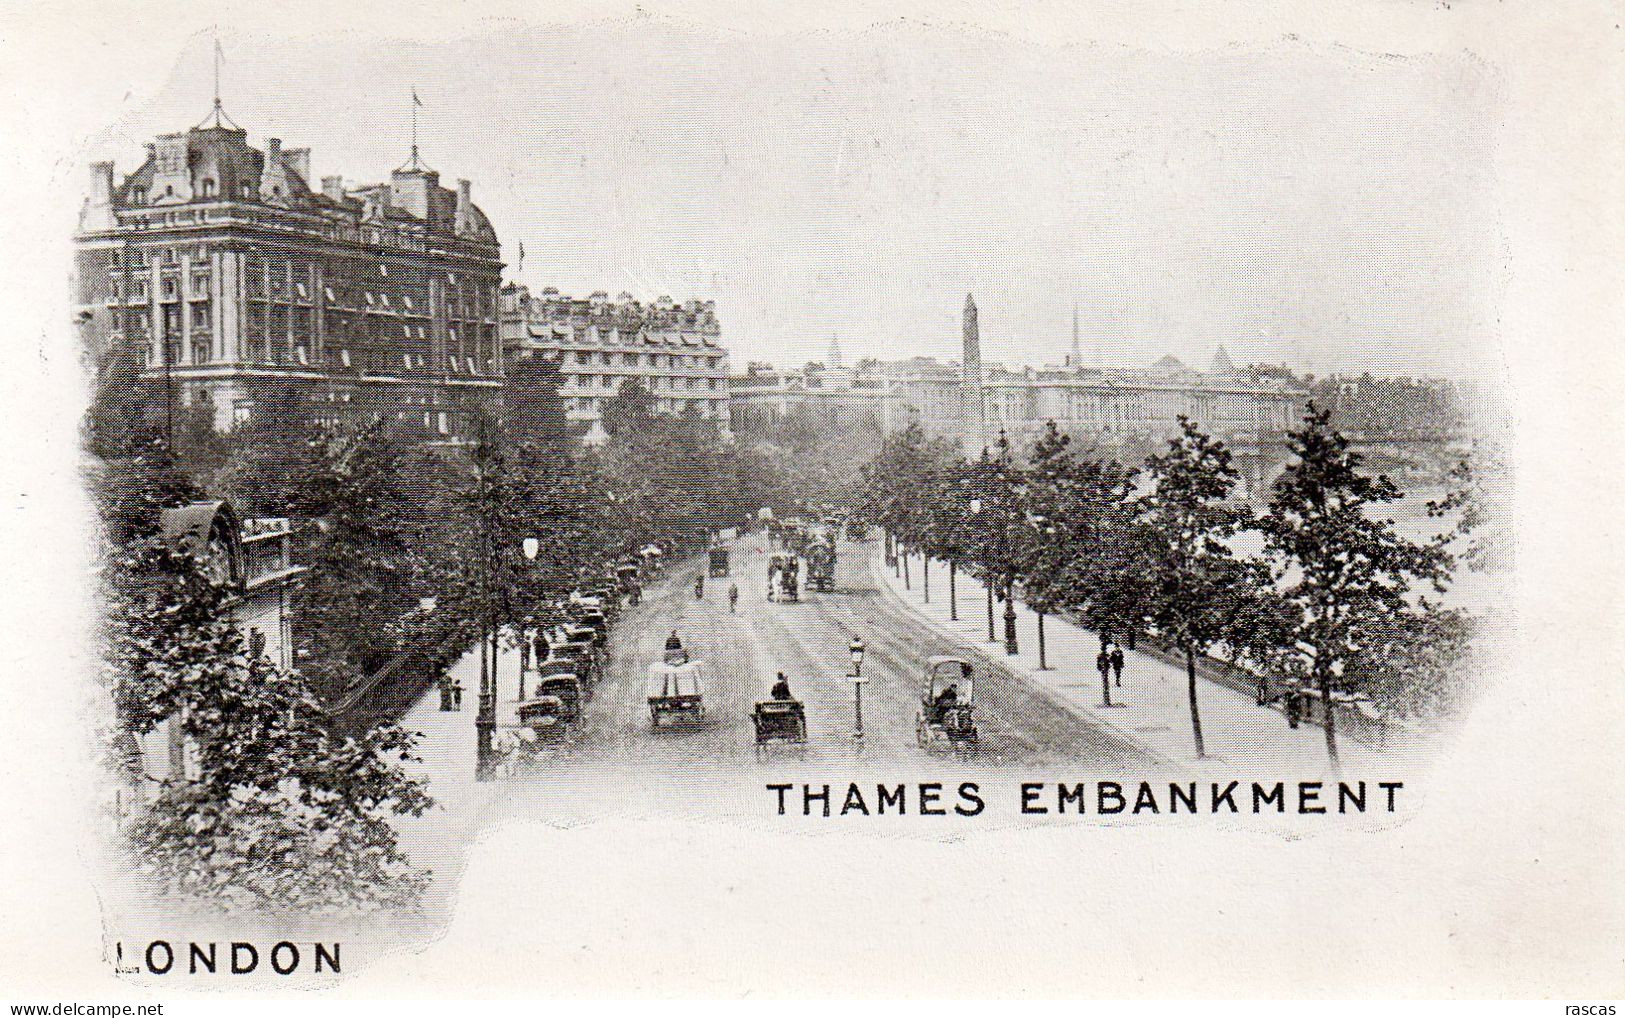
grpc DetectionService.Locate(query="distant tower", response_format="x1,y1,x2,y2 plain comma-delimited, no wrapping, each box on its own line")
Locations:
828,334,843,370
1070,305,1082,369
962,294,986,452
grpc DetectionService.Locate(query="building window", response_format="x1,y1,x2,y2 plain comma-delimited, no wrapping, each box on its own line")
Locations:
130,187,146,205
201,178,216,197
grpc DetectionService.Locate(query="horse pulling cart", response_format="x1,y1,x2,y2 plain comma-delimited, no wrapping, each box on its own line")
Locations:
752,699,808,759
647,660,708,729
915,656,979,756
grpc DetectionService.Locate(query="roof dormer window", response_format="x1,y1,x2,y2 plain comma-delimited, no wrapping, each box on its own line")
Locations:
130,187,147,205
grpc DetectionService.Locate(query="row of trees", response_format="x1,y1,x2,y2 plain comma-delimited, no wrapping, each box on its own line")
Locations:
862,408,1483,763
86,350,794,912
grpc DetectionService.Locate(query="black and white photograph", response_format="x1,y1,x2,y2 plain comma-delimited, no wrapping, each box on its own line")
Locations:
1,0,1620,1004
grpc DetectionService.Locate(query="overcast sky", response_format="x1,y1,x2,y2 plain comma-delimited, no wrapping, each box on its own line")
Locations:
90,20,1503,379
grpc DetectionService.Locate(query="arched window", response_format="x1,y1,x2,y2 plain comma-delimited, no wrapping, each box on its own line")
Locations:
201,178,216,197
164,185,174,198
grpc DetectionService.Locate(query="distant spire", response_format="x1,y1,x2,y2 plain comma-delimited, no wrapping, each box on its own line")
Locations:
1070,305,1081,368
398,88,431,172
196,31,240,129
828,334,843,370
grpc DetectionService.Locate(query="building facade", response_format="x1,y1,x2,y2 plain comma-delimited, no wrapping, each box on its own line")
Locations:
75,122,504,434
500,284,730,443
730,299,1304,455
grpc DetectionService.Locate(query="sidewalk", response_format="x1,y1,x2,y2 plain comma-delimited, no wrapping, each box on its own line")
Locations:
872,544,1390,777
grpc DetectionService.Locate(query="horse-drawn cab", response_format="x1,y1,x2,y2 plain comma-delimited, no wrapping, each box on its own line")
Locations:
916,656,978,754
752,699,808,760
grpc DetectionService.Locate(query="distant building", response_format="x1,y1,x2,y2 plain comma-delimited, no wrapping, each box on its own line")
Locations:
731,296,1305,453
500,284,730,444
74,114,504,435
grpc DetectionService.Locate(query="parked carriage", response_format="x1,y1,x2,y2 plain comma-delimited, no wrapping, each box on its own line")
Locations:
915,656,979,755
517,672,585,743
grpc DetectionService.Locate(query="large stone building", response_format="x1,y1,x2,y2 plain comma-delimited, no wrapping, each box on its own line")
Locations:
74,118,504,434
500,283,730,444
730,295,1304,456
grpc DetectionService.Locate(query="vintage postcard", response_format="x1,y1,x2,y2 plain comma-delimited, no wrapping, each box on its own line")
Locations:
0,0,1620,1002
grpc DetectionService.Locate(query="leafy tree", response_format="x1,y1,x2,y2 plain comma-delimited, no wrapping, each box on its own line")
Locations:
601,379,656,439
1019,423,1079,667
102,540,432,913
1258,405,1454,764
505,354,576,448
1137,417,1266,758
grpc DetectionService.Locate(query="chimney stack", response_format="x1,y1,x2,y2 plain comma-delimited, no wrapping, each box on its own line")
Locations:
259,138,291,202
454,178,473,235
283,146,311,184
82,161,117,231
321,175,345,201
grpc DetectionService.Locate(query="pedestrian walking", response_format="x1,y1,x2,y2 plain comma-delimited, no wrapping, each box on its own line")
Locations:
1284,679,1303,729
728,582,739,613
694,574,705,599
1109,645,1125,688
450,679,465,711
1096,645,1112,685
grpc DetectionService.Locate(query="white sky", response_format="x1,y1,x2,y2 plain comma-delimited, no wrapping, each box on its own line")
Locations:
90,21,1503,380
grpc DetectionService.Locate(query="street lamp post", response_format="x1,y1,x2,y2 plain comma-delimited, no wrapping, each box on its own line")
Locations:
849,636,867,742
969,497,995,643
1003,582,1019,655
518,537,539,700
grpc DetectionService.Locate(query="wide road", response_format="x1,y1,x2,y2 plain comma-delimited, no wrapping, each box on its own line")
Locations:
564,536,1152,771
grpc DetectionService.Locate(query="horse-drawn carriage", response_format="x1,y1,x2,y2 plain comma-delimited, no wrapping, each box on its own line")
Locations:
767,552,800,603
708,546,731,578
915,656,979,755
752,699,808,759
647,660,708,729
617,562,642,604
807,539,836,592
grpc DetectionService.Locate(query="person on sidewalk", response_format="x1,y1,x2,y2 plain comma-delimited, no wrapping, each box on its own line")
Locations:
1284,679,1303,729
728,583,739,613
1096,645,1113,689
1110,644,1125,688
694,574,705,599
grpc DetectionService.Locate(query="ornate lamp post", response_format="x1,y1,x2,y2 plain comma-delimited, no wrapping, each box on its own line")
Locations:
849,636,868,742
970,497,996,643
518,537,540,699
